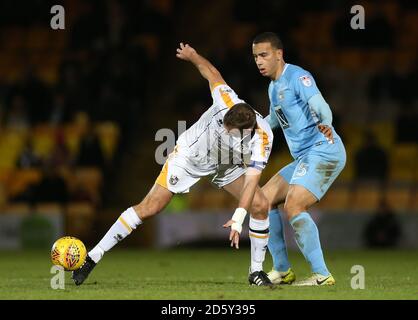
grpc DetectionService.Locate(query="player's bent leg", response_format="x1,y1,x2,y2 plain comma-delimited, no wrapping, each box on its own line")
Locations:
283,184,317,220
246,187,272,285
223,177,272,286
72,184,174,286
261,173,295,284
284,184,335,285
73,150,200,286
133,183,174,220
262,172,289,208
90,183,173,262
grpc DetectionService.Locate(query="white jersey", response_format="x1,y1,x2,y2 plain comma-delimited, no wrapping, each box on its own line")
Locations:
176,83,273,172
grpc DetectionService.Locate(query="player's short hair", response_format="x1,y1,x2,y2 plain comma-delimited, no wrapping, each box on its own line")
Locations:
253,32,283,50
223,103,256,131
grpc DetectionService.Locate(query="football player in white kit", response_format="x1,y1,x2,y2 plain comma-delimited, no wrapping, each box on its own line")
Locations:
72,43,274,286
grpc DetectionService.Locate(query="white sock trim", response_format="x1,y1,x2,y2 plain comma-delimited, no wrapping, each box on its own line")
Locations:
249,216,269,231
121,207,142,230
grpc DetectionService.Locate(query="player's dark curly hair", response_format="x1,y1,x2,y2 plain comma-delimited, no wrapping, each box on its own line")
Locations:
253,32,283,50
223,103,256,132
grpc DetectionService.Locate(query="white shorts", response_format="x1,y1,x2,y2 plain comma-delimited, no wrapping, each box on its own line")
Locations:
155,147,246,194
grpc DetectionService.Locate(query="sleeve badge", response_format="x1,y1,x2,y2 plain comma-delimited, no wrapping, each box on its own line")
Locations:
299,75,312,87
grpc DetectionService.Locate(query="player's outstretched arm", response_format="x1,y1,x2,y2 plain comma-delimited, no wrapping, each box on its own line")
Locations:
176,42,226,89
236,168,262,212
223,168,262,249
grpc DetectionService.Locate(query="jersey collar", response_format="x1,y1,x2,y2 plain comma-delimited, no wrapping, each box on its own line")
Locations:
274,63,289,82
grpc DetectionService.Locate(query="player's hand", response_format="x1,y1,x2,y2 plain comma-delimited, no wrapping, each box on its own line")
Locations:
176,42,197,61
318,124,334,144
223,220,240,249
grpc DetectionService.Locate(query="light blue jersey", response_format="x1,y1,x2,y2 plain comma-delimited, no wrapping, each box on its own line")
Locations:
266,63,346,200
267,63,341,160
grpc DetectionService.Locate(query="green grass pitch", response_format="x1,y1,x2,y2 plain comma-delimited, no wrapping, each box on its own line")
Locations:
0,248,417,299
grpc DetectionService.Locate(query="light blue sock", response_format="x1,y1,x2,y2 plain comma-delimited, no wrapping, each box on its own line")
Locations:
290,212,330,276
268,209,291,272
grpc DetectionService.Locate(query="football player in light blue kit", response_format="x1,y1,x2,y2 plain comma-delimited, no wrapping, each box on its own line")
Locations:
252,32,346,286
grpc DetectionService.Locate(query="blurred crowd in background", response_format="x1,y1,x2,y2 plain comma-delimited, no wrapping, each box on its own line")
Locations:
0,0,416,247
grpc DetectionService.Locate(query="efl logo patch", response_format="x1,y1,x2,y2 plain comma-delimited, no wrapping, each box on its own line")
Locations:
299,75,312,87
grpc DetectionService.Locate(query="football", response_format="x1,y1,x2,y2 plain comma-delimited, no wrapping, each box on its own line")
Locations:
51,236,87,271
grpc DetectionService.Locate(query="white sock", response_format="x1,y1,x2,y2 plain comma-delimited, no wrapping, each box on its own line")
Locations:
249,216,269,273
89,207,142,263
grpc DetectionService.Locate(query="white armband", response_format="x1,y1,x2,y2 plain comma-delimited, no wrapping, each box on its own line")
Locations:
231,208,247,234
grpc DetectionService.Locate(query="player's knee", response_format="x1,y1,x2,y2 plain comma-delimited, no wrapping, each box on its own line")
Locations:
251,195,269,219
283,199,305,220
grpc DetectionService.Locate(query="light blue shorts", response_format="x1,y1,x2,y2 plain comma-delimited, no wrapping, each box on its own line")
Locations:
279,140,346,200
